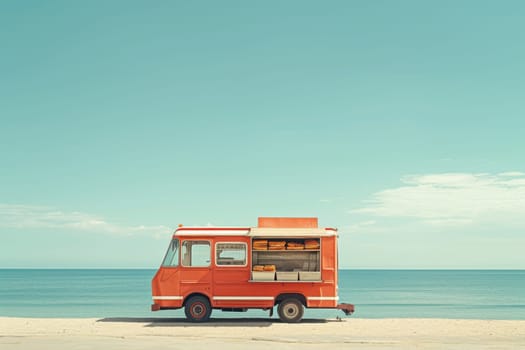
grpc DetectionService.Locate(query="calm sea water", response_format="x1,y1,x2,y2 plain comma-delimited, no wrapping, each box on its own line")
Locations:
0,269,523,320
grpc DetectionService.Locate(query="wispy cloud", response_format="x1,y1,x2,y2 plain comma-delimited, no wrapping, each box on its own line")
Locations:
343,220,380,233
351,172,525,226
0,204,171,237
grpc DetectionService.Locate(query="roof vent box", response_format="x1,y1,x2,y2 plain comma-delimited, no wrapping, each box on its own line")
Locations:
257,217,318,228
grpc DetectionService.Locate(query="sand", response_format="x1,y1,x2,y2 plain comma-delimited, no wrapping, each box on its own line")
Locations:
1,317,525,349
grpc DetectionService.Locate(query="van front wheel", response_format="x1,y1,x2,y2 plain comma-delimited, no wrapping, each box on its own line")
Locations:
185,296,212,322
277,298,304,323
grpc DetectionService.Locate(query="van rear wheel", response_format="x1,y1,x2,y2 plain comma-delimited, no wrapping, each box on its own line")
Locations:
185,296,212,322
277,298,304,323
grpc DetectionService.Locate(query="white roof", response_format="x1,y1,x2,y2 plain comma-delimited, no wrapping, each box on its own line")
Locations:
173,227,336,237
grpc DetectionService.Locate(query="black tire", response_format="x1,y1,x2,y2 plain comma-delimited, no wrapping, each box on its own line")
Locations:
184,296,212,322
277,298,304,323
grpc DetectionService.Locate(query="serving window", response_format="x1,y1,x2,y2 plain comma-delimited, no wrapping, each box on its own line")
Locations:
216,242,247,266
251,238,321,281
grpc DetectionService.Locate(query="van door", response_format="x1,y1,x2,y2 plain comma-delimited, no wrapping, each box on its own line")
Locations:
213,242,252,307
179,240,213,299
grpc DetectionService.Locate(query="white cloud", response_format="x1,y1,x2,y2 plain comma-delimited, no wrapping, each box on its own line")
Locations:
498,171,525,177
352,172,525,226
343,220,380,233
0,204,171,237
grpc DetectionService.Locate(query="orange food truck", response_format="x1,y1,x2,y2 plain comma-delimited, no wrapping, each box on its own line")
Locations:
151,217,354,322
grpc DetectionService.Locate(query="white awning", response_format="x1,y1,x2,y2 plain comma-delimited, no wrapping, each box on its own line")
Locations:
248,228,335,237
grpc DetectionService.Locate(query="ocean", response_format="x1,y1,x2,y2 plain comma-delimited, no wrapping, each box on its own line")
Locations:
0,269,523,320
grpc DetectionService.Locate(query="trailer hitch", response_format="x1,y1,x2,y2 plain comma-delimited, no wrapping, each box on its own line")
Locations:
336,303,355,316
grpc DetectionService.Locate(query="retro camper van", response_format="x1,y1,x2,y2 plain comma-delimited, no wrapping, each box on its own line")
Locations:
151,217,354,323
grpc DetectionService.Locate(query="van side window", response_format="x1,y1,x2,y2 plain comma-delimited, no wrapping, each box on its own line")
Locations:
182,241,211,267
216,243,247,266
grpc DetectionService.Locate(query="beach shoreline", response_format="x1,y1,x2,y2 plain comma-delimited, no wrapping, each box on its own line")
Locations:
1,317,524,349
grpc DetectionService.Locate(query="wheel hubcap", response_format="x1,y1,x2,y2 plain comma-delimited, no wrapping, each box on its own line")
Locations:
285,305,298,318
191,302,205,317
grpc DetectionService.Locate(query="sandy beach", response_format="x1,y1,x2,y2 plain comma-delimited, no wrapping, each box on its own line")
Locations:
1,317,524,349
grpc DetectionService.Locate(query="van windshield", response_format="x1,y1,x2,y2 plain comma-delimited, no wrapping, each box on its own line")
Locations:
162,239,179,267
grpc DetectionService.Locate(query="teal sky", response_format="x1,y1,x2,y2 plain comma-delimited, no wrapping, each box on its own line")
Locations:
1,1,524,268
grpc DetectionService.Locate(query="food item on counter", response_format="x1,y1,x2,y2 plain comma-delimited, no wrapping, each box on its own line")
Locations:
252,265,265,271
304,239,320,249
253,239,268,250
263,265,276,271
268,241,286,250
286,241,305,250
